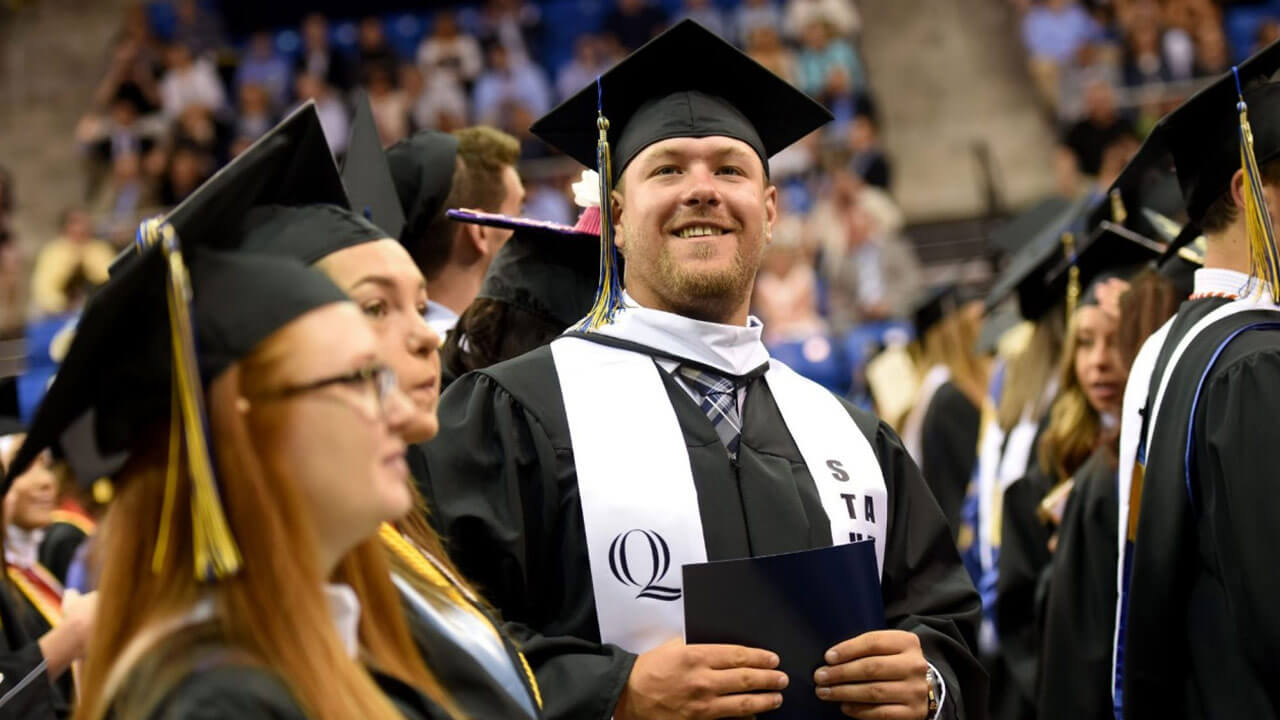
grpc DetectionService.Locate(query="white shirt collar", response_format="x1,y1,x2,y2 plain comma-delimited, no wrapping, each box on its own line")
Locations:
183,583,362,659
1193,268,1257,297
585,293,771,377
425,300,459,337
5,525,44,569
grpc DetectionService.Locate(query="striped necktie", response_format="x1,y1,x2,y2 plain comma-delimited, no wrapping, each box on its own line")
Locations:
677,364,741,459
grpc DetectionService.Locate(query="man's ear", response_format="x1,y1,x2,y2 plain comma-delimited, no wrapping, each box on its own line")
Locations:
464,221,488,256
611,188,625,251
1230,168,1248,212
763,184,778,245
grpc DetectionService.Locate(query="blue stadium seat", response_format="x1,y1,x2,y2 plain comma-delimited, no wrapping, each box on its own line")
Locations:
768,334,852,395
1225,3,1280,63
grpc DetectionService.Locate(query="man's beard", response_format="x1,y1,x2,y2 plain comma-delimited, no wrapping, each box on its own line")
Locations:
621,222,763,322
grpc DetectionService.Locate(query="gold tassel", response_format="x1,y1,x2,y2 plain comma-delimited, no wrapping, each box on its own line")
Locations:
136,216,242,581
1109,189,1127,225
1237,96,1280,299
1061,232,1080,320
576,105,625,330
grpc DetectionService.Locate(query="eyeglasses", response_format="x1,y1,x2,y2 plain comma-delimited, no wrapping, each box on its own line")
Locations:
253,364,400,420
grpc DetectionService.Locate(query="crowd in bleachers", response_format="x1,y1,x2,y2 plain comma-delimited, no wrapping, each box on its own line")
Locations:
5,0,931,402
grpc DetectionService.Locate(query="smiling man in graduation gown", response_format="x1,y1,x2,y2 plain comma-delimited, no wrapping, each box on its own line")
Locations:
418,20,983,720
1114,39,1280,720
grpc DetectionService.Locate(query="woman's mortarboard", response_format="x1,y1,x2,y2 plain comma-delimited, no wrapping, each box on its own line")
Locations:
5,105,351,582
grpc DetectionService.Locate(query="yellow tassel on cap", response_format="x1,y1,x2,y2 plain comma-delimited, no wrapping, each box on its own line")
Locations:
1233,67,1280,300
137,217,242,581
1061,232,1080,320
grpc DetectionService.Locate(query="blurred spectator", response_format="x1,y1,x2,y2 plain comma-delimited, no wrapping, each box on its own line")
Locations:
235,32,291,110
677,0,730,39
604,0,668,51
848,110,891,190
235,83,276,145
0,168,19,335
293,71,349,156
795,20,864,101
29,209,114,317
1022,0,1100,107
89,151,157,243
1192,24,1231,77
158,144,212,206
821,174,922,331
93,4,163,113
171,0,227,60
297,13,356,92
475,0,543,66
745,26,796,83
417,11,484,91
557,33,612,101
159,42,227,119
77,84,161,170
473,43,552,130
368,65,411,145
1094,132,1138,190
522,180,574,225
1256,18,1280,54
403,65,468,132
736,0,784,47
784,0,861,41
1121,22,1172,86
753,215,824,343
1062,78,1135,176
357,16,401,87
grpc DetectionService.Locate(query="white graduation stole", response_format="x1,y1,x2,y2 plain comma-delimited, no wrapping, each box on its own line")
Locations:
551,336,887,654
1110,289,1280,706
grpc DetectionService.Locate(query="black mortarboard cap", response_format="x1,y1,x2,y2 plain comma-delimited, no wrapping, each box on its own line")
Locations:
0,378,21,437
385,130,459,248
242,204,388,265
530,19,832,181
1045,220,1165,305
985,194,1093,320
450,209,604,328
912,285,960,338
7,106,352,581
1152,39,1280,225
342,91,407,240
1087,136,1184,237
987,197,1073,255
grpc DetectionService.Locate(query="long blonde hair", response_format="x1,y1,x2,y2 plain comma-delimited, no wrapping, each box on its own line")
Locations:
76,338,454,720
1038,309,1102,483
996,310,1065,433
920,300,988,408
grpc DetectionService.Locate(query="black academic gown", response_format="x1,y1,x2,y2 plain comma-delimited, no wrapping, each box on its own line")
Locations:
419,342,987,720
1038,448,1117,720
920,381,980,535
1122,302,1280,720
993,463,1052,717
4,569,74,711
109,621,442,720
38,521,89,587
0,579,61,719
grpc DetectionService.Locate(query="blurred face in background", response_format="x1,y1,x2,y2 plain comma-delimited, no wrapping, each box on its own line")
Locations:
1073,282,1128,417
2,443,57,532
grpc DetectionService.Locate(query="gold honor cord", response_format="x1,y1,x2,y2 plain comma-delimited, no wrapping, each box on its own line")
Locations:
1062,232,1080,321
137,217,242,580
1236,89,1280,300
1109,188,1127,226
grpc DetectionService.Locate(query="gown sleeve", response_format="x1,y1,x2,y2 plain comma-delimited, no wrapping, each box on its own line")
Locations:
919,383,981,535
0,642,60,720
868,416,987,720
1036,450,1118,720
419,370,636,720
1199,349,1280,712
994,468,1053,709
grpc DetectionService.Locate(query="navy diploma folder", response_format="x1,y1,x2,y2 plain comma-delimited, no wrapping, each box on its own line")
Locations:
682,541,885,719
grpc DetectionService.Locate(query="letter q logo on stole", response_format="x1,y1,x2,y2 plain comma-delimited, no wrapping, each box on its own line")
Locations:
608,529,682,601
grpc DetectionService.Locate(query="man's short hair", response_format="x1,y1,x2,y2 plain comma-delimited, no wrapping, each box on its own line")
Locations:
416,126,521,279
1200,156,1280,233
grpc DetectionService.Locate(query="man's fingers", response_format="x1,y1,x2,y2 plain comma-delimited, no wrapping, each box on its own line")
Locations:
825,630,920,664
695,644,781,670
817,680,923,706
708,667,789,695
815,653,928,685
701,692,784,719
